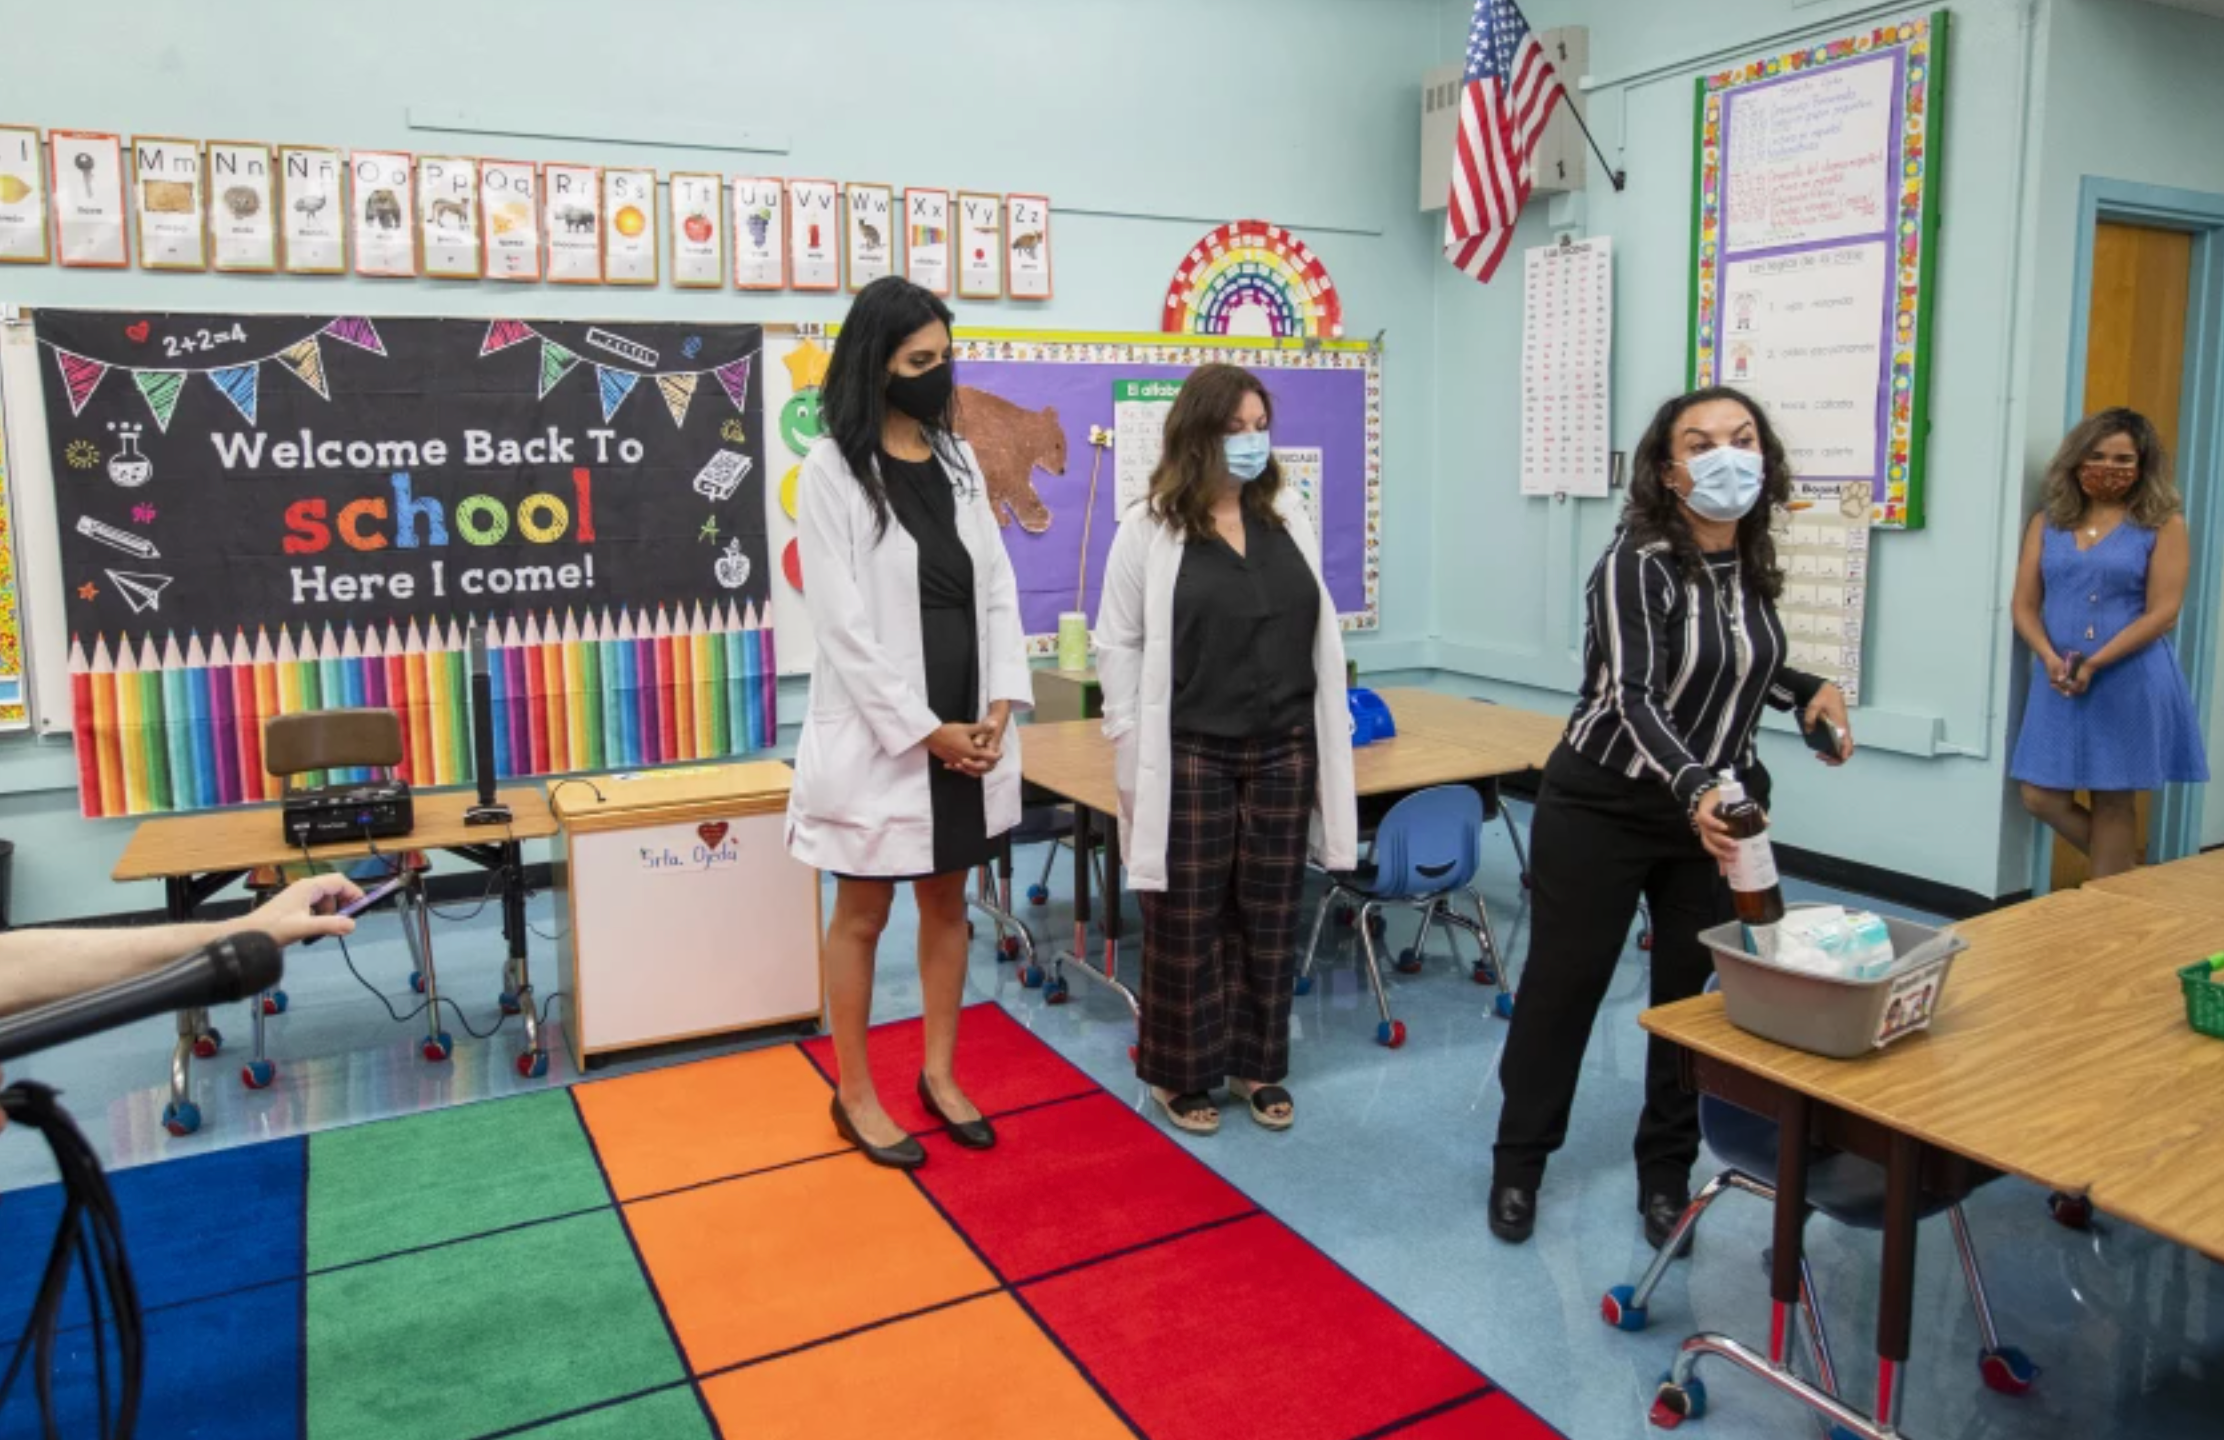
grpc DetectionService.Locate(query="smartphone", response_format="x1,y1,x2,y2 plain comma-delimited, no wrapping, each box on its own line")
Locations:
1803,713,1843,758
302,874,406,945
2063,651,2085,681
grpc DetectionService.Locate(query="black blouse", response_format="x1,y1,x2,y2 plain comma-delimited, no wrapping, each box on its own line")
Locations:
1171,509,1321,739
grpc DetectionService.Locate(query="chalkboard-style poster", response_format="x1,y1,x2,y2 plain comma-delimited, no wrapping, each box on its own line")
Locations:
35,310,775,818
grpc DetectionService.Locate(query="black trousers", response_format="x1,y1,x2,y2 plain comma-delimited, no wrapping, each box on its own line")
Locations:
1492,745,1768,1198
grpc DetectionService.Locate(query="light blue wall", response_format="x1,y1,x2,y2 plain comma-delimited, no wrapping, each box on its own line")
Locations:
0,0,1443,922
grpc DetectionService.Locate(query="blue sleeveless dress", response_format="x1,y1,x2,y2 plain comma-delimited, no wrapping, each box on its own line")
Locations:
2009,522,2209,792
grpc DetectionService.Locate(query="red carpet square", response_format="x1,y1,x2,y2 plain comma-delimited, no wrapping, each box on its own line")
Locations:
914,1092,1256,1282
801,1002,1095,1134
1391,1391,1562,1438
1020,1214,1485,1440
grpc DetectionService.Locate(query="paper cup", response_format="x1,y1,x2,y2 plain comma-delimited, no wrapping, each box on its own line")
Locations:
1056,612,1090,671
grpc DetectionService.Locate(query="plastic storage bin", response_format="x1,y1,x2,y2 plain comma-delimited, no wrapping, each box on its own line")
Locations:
1698,904,1968,1059
2179,957,2224,1041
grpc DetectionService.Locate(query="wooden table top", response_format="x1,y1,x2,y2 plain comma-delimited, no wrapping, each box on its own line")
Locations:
1373,688,1565,770
113,787,559,882
2087,849,2224,921
1643,887,2224,1259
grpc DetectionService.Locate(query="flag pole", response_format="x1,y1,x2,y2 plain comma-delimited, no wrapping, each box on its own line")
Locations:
1506,0,1627,193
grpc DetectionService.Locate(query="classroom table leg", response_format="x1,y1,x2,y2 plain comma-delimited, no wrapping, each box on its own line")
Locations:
1047,805,1138,1015
500,838,547,1077
161,876,202,1136
965,839,1037,974
1099,810,1123,977
1875,1131,1924,1431
398,881,452,1063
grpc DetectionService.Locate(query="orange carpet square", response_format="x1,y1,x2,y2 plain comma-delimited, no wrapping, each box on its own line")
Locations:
574,1044,841,1201
913,1092,1256,1281
701,1293,1134,1439
800,1002,1095,1134
625,1152,995,1372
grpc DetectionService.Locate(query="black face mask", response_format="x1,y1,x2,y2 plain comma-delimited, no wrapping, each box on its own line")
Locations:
885,362,953,423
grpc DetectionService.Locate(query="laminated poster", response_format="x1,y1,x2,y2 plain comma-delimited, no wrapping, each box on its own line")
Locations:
348,150,417,277
1005,192,1051,300
730,177,785,290
544,163,601,283
278,145,345,274
844,182,893,291
49,131,127,268
669,172,723,289
480,159,542,282
133,136,207,271
417,155,481,279
904,187,950,297
787,178,838,291
206,141,277,273
957,191,1002,299
0,126,51,264
603,168,657,285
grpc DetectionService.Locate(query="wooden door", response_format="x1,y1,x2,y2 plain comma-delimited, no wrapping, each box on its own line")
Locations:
2053,221,2194,887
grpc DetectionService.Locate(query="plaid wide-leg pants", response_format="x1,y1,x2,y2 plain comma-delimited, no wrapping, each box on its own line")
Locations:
1137,728,1318,1095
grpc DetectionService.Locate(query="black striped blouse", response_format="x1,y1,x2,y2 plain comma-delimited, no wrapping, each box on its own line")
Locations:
1563,529,1824,810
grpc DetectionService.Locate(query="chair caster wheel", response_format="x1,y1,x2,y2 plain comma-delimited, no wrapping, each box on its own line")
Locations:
1394,949,1424,975
1494,992,1516,1021
261,991,289,1016
162,1100,202,1137
1375,1019,1406,1049
2048,1191,2094,1229
516,1049,550,1079
1293,974,1314,997
1367,913,1387,939
1127,1043,1139,1064
498,990,523,1016
1648,1376,1705,1428
1979,1346,2039,1396
1043,977,1071,1005
1020,964,1045,989
1638,931,1654,952
409,971,426,995
192,1029,223,1060
241,1060,277,1090
1600,1285,1648,1332
998,935,1024,960
1334,905,1357,929
421,1032,454,1063
1027,884,1050,907
1520,873,1533,891
1470,962,1497,986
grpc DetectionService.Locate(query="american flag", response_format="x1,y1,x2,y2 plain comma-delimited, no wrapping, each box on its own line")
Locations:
1445,0,1562,284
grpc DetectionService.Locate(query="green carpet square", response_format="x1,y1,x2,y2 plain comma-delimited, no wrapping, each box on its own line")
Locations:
307,1089,610,1269
306,1210,681,1440
524,1388,714,1438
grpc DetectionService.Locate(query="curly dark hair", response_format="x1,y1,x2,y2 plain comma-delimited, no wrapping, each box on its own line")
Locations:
2041,407,2180,530
1623,385,1791,603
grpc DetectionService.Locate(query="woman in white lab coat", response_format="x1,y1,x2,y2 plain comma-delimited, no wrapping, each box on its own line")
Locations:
1096,364,1358,1135
787,277,1032,1169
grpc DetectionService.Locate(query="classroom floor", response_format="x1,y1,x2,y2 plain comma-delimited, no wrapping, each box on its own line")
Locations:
2,806,2219,1439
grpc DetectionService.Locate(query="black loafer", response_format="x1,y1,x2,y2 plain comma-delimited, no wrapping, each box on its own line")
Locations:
1643,1192,1695,1255
830,1096,926,1170
917,1075,997,1151
1488,1183,1537,1244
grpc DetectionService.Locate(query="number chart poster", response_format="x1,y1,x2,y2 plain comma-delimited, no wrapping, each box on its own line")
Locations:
33,310,775,818
1688,12,1946,529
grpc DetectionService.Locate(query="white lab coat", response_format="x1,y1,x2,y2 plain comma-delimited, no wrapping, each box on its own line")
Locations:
1095,486,1358,891
785,436,1033,876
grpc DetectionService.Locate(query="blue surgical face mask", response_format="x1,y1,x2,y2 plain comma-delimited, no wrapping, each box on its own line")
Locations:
1224,430,1272,482
1679,446,1765,522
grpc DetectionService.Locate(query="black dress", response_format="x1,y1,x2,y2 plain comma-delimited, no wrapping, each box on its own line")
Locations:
883,449,993,877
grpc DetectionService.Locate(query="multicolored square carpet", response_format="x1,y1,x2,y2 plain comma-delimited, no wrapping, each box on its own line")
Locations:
0,1005,1557,1438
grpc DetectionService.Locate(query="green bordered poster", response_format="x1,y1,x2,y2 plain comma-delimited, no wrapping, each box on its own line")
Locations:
1688,11,1947,529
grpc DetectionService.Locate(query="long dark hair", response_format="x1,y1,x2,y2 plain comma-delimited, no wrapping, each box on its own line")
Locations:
1147,363,1285,543
1625,386,1790,603
2041,407,2180,530
820,276,961,537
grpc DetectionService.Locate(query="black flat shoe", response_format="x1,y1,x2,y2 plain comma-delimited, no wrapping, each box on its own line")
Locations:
1643,1192,1695,1256
1488,1183,1537,1244
917,1075,996,1150
830,1096,926,1170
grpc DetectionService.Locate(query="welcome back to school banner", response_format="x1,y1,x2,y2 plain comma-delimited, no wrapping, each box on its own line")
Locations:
35,309,775,817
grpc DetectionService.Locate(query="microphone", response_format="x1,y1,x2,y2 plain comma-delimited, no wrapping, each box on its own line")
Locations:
0,932,284,1063
466,620,511,826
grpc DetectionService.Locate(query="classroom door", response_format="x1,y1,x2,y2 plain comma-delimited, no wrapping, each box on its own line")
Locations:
2053,220,2194,888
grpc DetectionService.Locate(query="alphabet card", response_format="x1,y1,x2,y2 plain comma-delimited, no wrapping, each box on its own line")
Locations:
730,177,785,290
1005,193,1051,300
348,150,417,277
417,156,481,278
480,159,542,282
0,126,51,264
957,191,1003,299
132,137,207,270
603,168,657,285
670,173,723,288
1769,480,1874,702
543,163,601,283
206,141,276,273
278,145,344,274
787,178,838,291
904,187,950,296
844,182,893,290
49,130,127,268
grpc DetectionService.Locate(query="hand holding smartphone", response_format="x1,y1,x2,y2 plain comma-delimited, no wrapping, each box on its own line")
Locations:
1803,713,1843,759
302,874,405,944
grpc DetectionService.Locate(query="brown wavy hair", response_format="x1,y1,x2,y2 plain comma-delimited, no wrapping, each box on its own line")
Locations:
1624,386,1791,603
1146,363,1285,542
2041,407,2180,530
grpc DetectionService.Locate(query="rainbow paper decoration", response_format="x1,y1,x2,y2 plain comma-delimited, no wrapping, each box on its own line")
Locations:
66,603,777,818
1161,219,1344,340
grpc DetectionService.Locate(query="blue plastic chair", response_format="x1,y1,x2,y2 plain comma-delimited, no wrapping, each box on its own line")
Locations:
1293,785,1513,1047
1600,981,2039,1431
